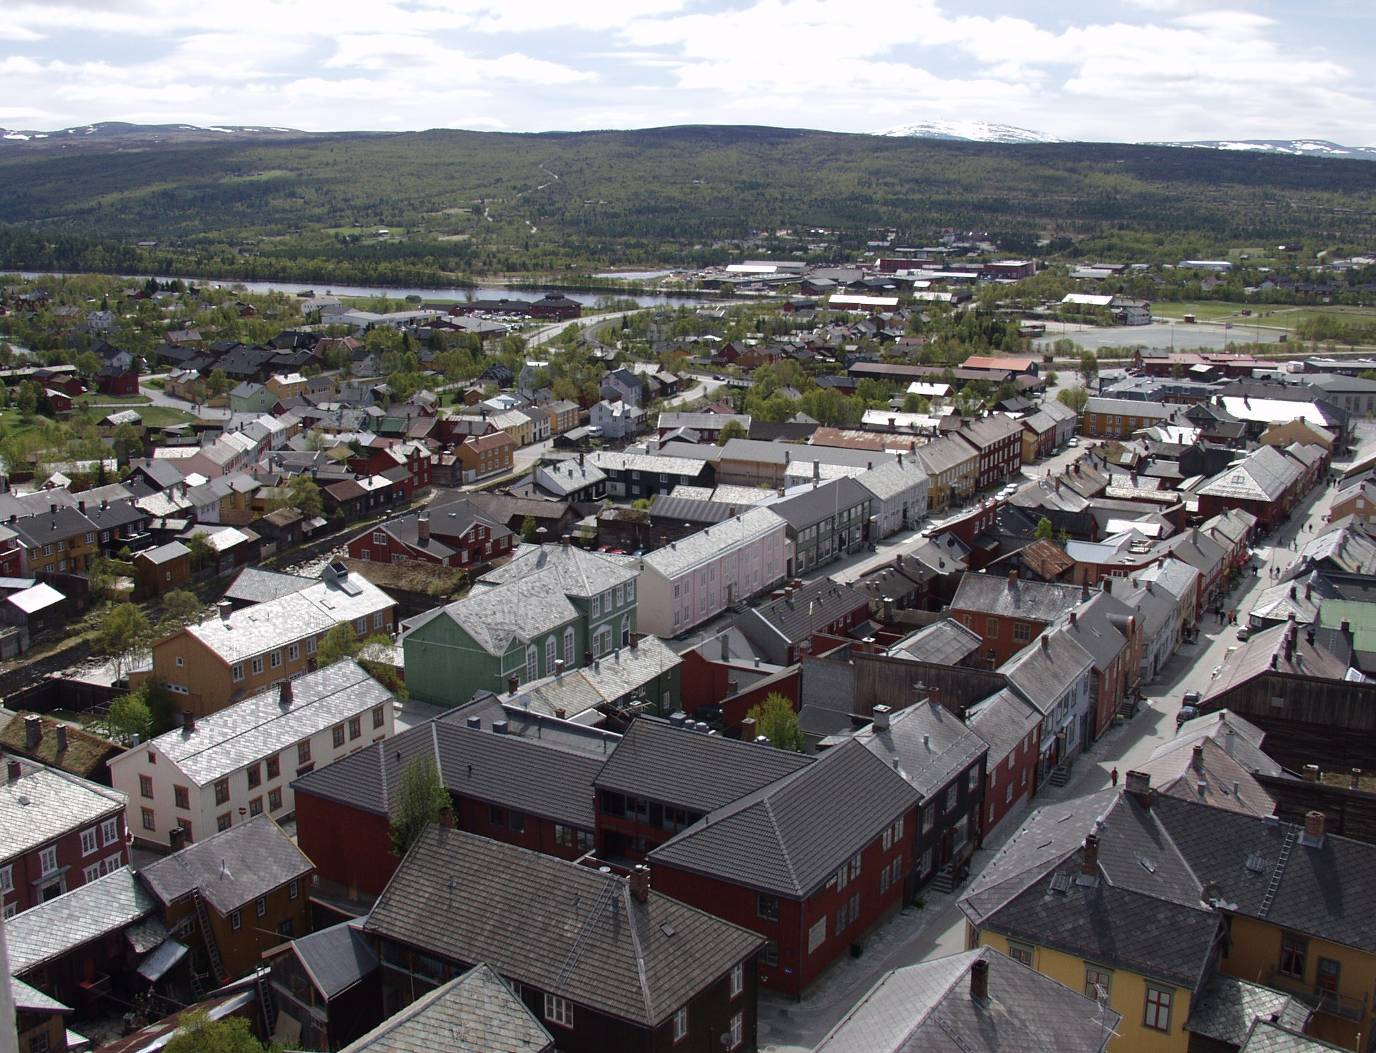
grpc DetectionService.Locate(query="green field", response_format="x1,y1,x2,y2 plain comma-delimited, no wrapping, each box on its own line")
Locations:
1152,302,1376,332
75,393,152,408
140,406,196,427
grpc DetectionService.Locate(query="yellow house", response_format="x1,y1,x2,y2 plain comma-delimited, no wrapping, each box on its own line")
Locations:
960,777,1370,1052
915,435,978,512
265,372,310,400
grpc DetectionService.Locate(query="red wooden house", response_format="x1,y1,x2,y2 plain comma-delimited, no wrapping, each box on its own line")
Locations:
345,497,512,569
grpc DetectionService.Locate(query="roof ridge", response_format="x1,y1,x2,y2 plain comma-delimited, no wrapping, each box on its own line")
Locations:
762,796,801,894
622,887,655,1025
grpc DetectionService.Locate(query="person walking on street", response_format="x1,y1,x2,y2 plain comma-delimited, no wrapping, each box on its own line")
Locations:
1110,767,1119,788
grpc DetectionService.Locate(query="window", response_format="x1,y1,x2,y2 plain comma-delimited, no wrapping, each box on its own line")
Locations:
626,579,635,602
333,725,346,748
808,917,827,953
231,909,242,931
247,762,262,789
544,994,573,1029
373,531,386,545
348,716,361,740
354,617,367,633
730,963,744,998
307,636,317,655
269,788,282,812
1013,621,1031,642
525,645,538,683
79,827,97,855
545,636,557,675
1279,933,1307,979
138,774,154,798
249,797,263,816
762,940,779,967
217,813,231,832
592,593,600,616
174,785,190,810
266,754,280,780
251,656,264,675
83,862,101,883
231,662,244,682
0,865,11,893
39,845,58,874
1007,941,1034,967
728,1012,743,1050
373,611,386,629
968,767,980,794
922,805,934,832
509,811,526,834
175,655,185,667
214,778,230,805
849,853,862,881
101,818,118,845
672,1007,688,1043
298,740,312,765
1317,957,1341,996
372,705,385,729
563,627,575,665
986,617,999,638
289,879,299,900
141,807,156,831
288,643,299,661
27,1033,50,1053
1085,965,1112,1003
256,895,266,918
1144,984,1173,1033
757,894,780,922
270,649,282,669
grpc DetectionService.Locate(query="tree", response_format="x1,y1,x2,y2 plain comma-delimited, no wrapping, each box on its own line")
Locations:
16,380,39,418
111,422,144,463
1057,386,1090,413
318,621,362,666
520,514,538,542
715,420,748,446
272,474,323,518
185,531,214,571
97,602,151,678
389,754,451,858
745,693,804,752
106,689,153,744
164,1010,269,1053
1035,517,1055,541
1078,350,1098,384
161,589,203,628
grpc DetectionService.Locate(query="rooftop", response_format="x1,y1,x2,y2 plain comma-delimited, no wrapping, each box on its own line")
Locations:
140,814,313,914
0,760,126,864
5,865,158,975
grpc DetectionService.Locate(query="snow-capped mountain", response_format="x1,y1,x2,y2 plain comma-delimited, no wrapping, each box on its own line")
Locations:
874,120,1063,145
1149,139,1376,162
0,122,311,148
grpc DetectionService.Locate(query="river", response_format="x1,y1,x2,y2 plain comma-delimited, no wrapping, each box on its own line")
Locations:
16,271,715,309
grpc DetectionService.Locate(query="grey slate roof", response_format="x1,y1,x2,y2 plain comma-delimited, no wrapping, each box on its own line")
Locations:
594,716,812,814
291,920,379,1000
221,567,323,604
887,619,983,665
649,739,918,898
5,865,158,975
814,947,1117,1053
998,629,1095,714
770,476,873,529
1199,445,1303,502
852,701,986,801
1186,973,1310,1050
738,577,870,648
477,542,637,599
364,827,763,1028
293,715,609,830
1240,1021,1348,1053
0,761,126,863
640,506,786,580
965,688,1042,768
340,963,552,1053
140,814,313,914
950,572,1083,623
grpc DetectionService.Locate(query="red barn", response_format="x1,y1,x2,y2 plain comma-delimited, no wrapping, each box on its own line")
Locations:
96,365,140,397
346,497,513,569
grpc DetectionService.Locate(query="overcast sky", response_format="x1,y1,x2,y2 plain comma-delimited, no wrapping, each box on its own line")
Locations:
3,0,1374,143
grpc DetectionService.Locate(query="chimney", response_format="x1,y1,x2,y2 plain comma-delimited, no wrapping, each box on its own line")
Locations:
6,759,20,782
418,513,430,543
1124,770,1152,807
1303,764,1320,782
970,958,990,1004
466,716,481,730
629,864,651,903
24,714,41,749
168,826,187,852
1192,743,1204,773
507,675,519,695
1102,577,1112,594
1351,768,1362,789
1041,635,1050,652
438,804,455,829
1007,569,1017,588
278,680,293,708
1303,810,1326,843
873,704,891,731
493,720,508,735
55,724,68,752
1081,833,1100,877
740,717,757,741
1081,580,1090,601
218,600,233,621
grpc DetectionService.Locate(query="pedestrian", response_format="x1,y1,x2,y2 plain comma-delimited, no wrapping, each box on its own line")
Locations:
1110,767,1119,787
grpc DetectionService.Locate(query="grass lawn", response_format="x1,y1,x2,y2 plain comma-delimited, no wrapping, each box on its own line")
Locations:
1153,302,1376,333
75,393,152,407
140,405,197,427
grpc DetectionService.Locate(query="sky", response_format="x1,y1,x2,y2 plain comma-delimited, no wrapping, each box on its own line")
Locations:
2,0,1375,144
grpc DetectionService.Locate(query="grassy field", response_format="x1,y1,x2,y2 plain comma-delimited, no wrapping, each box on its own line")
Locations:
1152,302,1376,331
140,406,197,427
74,392,151,407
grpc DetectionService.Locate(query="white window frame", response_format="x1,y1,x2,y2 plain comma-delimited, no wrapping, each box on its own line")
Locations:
251,656,264,675
672,1007,688,1043
730,963,744,999
231,662,244,682
83,863,101,883
544,993,574,1029
39,845,58,875
101,818,118,845
0,864,12,893
807,917,827,953
728,1012,743,1050
80,828,97,856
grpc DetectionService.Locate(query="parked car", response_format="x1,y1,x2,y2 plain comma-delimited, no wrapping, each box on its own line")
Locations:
1068,437,1079,447
1176,690,1202,728
1237,625,1252,640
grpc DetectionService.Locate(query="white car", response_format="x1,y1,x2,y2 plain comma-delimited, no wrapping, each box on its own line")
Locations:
1068,437,1079,447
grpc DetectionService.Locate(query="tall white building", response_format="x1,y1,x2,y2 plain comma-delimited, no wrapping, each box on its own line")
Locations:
110,660,395,848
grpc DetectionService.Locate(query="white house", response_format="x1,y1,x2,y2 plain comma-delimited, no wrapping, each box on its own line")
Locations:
637,507,789,636
589,399,645,440
109,660,395,849
855,458,930,538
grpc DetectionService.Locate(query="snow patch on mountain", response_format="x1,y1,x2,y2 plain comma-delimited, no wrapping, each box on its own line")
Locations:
874,120,1063,144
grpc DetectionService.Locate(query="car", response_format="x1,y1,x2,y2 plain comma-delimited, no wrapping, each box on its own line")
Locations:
1068,437,1079,447
1237,625,1252,641
1175,705,1198,727
1181,690,1201,706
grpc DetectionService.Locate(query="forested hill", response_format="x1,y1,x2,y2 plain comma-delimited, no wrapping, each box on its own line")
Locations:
0,124,1373,281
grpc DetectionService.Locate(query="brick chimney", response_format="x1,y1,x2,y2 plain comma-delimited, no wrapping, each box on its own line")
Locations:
1124,770,1153,807
1081,833,1100,877
6,759,20,782
169,826,187,852
872,704,891,731
1007,569,1018,588
23,714,40,750
418,513,430,543
507,675,519,695
279,680,293,707
438,804,456,829
629,864,651,903
970,957,990,1004
1192,743,1204,773
182,710,195,734
55,724,67,752
1303,810,1326,845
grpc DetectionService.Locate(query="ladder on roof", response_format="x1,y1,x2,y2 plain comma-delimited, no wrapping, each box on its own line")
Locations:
1258,828,1296,919
193,889,228,985
255,967,277,1036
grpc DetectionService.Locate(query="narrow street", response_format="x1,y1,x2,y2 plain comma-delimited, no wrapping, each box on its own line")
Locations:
758,477,1337,1052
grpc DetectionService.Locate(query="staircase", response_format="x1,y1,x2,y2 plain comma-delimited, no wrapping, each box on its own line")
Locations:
929,865,960,895
193,890,228,986
1048,765,1071,788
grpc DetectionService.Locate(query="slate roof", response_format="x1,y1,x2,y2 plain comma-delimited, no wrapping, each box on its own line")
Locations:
221,566,317,605
0,761,126,863
1171,709,1280,775
771,476,873,530
998,629,1094,714
140,660,392,787
364,826,763,1028
515,636,683,719
1136,737,1276,816
1186,973,1310,1050
640,507,786,580
477,542,636,599
739,578,870,648
814,947,1117,1053
5,865,158,975
9,505,98,549
1240,1021,1348,1053
965,688,1043,769
340,963,552,1053
950,572,1083,623
1204,621,1348,705
290,920,379,1000
852,701,987,801
294,715,610,830
139,814,313,914
1199,446,1303,502
887,619,982,665
650,739,917,897
0,708,121,781
594,716,812,814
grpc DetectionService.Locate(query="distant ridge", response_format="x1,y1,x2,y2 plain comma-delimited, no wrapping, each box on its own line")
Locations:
0,121,320,149
1149,138,1376,162
874,120,1063,145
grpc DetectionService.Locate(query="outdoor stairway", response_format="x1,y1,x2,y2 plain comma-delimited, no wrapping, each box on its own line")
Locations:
1048,765,1071,788
930,865,960,894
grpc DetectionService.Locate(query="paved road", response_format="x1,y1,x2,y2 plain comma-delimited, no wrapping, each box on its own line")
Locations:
758,476,1337,1052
